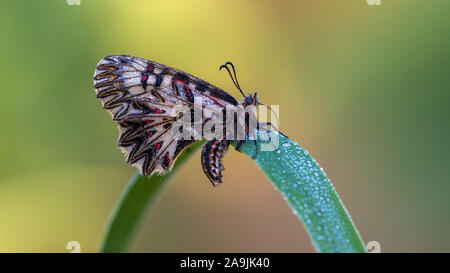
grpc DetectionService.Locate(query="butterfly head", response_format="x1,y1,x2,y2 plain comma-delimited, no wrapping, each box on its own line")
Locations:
242,92,259,107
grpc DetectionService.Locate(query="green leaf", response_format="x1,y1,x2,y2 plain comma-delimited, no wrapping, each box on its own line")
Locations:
234,131,367,252
100,141,204,253
101,132,366,253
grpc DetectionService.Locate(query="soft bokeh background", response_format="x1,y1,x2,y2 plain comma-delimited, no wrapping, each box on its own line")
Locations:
0,0,449,252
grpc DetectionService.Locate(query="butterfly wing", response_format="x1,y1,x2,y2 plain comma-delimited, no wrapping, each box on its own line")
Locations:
93,55,238,176
117,118,195,175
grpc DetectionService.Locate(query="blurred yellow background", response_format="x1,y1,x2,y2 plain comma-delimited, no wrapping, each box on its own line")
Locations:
0,0,449,252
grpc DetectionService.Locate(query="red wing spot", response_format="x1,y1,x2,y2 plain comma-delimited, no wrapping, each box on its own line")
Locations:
148,131,153,137
141,73,149,90
209,94,221,106
147,64,153,72
145,120,152,124
210,96,222,106
150,107,164,114
163,153,171,168
155,143,161,152
184,85,195,103
174,78,187,85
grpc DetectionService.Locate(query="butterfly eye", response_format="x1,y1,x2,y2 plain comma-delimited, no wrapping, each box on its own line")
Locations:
246,96,254,105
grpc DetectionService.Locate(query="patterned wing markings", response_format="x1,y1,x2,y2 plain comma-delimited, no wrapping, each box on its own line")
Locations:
94,55,238,116
117,116,192,175
94,55,251,183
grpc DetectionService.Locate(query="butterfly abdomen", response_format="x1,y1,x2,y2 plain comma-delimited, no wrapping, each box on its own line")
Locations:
201,139,231,186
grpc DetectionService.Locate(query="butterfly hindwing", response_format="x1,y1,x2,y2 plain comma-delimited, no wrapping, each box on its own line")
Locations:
118,117,190,175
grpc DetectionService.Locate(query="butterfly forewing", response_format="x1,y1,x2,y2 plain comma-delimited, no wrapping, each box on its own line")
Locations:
93,55,239,177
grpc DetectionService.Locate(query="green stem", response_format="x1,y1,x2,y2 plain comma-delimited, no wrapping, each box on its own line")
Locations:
100,141,204,253
234,132,366,252
101,132,366,252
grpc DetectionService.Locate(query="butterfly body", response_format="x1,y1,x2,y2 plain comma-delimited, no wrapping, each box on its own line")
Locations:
93,55,261,186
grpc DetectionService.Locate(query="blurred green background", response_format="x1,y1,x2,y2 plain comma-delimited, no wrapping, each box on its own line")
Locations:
0,0,449,252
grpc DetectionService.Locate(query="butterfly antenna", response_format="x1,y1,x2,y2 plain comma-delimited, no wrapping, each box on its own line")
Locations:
220,62,246,98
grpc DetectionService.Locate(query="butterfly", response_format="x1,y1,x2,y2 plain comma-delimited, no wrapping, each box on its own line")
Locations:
93,55,278,186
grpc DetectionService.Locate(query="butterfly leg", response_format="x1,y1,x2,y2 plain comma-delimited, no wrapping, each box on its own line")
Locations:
258,122,288,138
235,140,245,152
252,139,258,159
256,122,288,153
